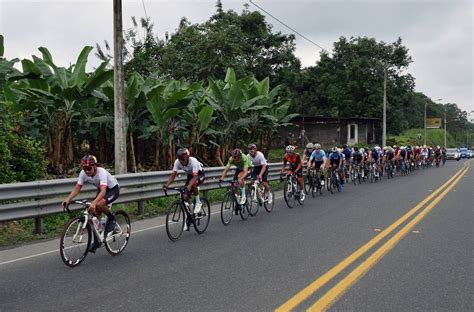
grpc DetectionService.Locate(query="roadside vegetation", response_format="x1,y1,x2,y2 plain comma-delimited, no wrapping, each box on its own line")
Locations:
0,1,473,246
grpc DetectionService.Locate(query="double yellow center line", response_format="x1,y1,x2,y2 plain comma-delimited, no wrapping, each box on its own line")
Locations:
276,161,471,312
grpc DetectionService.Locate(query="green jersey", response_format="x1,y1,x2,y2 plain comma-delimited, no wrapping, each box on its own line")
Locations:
226,154,252,170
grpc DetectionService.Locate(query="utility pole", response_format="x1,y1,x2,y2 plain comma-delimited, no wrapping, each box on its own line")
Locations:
444,112,447,148
114,0,127,174
424,102,427,146
382,68,387,147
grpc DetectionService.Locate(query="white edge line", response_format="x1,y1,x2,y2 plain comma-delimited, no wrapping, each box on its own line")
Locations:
0,195,284,266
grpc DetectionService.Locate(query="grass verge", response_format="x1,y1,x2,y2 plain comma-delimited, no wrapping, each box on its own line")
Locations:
0,181,283,247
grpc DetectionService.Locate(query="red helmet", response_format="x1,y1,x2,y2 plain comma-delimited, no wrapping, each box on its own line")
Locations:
81,155,97,167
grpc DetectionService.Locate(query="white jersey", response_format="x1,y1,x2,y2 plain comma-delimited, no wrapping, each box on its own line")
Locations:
247,151,267,167
77,167,118,189
172,157,203,175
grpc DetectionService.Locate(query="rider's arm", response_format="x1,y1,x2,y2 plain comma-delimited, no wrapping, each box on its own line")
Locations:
164,171,177,188
220,158,232,181
281,158,287,173
63,184,81,208
295,155,303,172
259,163,267,179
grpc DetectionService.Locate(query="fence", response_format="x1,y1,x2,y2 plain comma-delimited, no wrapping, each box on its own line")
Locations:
0,163,285,233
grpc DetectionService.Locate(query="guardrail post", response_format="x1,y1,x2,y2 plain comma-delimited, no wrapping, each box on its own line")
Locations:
35,217,44,234
137,200,145,215
203,190,209,202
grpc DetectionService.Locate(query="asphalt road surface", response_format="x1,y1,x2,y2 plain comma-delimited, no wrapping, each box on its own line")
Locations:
1,159,472,312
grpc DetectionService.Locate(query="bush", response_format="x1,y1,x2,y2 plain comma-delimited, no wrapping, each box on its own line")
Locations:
0,109,47,183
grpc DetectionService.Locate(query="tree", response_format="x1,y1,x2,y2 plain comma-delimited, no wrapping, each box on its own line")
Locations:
18,46,113,173
292,36,413,130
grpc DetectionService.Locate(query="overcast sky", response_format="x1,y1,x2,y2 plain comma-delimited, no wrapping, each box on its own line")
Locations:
0,0,472,113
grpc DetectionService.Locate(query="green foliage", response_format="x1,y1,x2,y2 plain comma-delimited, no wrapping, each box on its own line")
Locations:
389,128,455,147
0,107,47,183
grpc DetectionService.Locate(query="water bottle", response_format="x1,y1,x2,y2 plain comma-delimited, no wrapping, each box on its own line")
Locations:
99,217,107,232
189,203,194,213
92,216,100,231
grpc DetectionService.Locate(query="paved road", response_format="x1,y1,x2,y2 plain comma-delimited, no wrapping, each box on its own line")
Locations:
1,160,472,312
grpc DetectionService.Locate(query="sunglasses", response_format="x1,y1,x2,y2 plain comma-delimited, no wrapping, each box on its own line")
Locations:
83,166,94,172
233,156,241,160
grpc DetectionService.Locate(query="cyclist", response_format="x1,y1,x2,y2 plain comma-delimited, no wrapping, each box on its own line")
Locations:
247,143,272,204
219,148,252,205
302,143,314,164
62,155,120,253
328,146,344,186
352,146,364,178
368,145,381,177
307,143,327,186
280,145,304,200
163,148,205,216
434,145,442,164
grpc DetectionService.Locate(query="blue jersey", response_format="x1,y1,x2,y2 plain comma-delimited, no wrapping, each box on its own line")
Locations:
310,150,326,162
342,147,352,160
329,152,343,163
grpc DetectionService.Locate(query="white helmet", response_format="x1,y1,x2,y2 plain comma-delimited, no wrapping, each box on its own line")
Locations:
314,143,321,149
285,145,295,153
332,146,338,152
306,143,314,149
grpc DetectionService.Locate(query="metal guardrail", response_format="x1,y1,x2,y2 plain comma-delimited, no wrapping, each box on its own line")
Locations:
0,163,285,233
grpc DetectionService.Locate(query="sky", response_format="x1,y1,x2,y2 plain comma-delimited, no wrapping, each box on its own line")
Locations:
0,0,472,113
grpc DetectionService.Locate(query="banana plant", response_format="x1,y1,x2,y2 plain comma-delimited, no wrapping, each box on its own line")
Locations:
146,79,203,169
18,46,113,173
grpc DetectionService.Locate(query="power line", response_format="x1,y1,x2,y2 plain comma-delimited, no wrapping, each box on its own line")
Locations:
248,0,327,52
141,0,149,20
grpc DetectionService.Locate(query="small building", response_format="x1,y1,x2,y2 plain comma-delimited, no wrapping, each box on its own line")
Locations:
276,115,382,148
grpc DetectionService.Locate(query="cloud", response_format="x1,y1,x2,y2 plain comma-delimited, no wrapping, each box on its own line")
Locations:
0,0,472,111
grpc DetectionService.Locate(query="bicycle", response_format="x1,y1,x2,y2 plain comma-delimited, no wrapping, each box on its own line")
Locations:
282,172,304,208
248,178,275,214
304,168,314,195
164,187,211,241
220,180,250,225
308,166,324,196
327,166,342,193
60,200,130,267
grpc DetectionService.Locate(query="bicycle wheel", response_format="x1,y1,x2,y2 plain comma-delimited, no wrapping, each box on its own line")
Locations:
296,183,304,205
220,192,235,225
283,179,296,208
166,202,185,241
193,198,210,234
351,167,357,185
369,168,375,183
60,216,91,267
264,188,275,212
333,174,340,192
248,185,259,217
239,200,250,220
327,174,334,194
304,173,312,195
105,210,131,255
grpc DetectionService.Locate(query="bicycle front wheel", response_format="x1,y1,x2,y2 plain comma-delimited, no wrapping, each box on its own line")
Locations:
304,173,312,195
221,192,235,225
166,202,185,241
194,199,210,234
248,186,259,217
60,216,91,268
105,210,131,255
283,179,296,208
264,188,275,212
239,200,250,220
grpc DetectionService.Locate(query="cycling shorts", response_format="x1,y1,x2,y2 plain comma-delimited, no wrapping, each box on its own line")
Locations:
186,171,205,187
250,166,269,182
